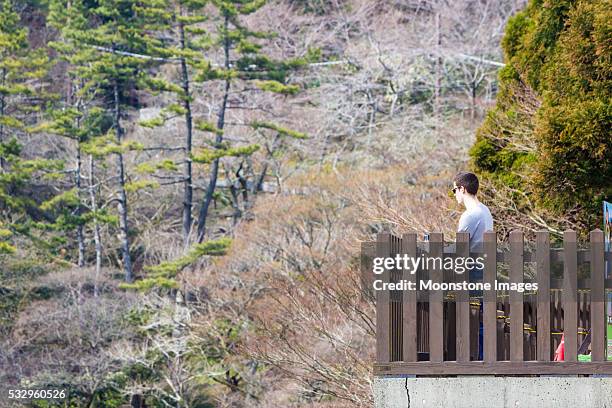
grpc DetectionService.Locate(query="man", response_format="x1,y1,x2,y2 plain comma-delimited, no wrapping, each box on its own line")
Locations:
452,171,493,361
452,171,493,252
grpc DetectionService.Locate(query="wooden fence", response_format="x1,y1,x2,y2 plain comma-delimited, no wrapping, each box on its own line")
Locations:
362,230,612,375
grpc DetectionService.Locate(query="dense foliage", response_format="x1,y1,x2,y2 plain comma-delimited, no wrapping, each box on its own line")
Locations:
471,0,611,230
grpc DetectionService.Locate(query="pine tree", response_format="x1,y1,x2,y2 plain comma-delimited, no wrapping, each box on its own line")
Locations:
48,0,171,281
39,97,115,288
137,0,213,249
192,0,313,243
0,0,54,255
48,0,115,281
137,0,262,247
121,236,231,290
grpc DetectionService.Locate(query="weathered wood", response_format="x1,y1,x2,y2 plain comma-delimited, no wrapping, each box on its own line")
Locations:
483,231,497,363
456,232,470,362
374,229,612,373
373,361,612,376
509,231,524,362
360,241,376,301
363,252,612,291
536,231,551,361
437,248,612,264
376,233,391,363
429,233,444,362
563,230,578,362
590,230,605,362
390,235,402,361
402,233,418,362
549,278,612,290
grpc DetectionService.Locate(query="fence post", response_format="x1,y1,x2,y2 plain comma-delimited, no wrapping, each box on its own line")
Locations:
483,231,497,363
590,229,605,362
429,232,444,362
390,235,402,361
509,230,524,362
376,233,391,363
536,231,551,361
456,232,470,362
563,230,578,362
402,233,418,362
360,241,376,301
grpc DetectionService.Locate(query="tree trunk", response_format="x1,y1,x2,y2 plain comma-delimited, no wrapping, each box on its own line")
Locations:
0,68,5,141
113,80,133,282
75,145,85,267
254,163,267,194
223,162,241,226
89,154,102,296
0,68,5,169
130,394,145,408
471,80,477,122
196,13,230,243
178,10,193,249
73,80,86,268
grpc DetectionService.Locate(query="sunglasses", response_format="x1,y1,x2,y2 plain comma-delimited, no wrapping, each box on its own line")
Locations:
451,186,461,194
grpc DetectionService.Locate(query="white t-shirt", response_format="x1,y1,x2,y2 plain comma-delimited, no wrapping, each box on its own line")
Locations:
458,202,493,252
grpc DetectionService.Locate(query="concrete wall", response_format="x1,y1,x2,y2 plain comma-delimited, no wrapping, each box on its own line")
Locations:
373,376,612,408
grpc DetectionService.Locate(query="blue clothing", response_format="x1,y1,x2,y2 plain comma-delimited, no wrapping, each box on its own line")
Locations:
470,265,484,360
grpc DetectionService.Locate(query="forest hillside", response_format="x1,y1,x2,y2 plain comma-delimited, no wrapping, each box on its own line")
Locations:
0,0,609,407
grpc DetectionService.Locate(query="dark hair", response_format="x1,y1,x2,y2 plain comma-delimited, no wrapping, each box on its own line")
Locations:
453,172,479,195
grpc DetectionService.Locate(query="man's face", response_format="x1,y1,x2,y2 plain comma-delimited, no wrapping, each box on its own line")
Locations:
453,182,465,204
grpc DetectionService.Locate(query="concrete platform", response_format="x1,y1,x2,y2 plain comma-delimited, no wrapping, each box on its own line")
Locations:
373,376,612,408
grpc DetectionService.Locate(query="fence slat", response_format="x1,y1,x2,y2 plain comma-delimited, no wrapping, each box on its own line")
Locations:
456,232,470,362
536,231,551,361
590,229,605,362
390,236,399,361
509,231,524,362
429,233,444,362
563,230,578,362
376,233,391,363
484,231,497,363
372,229,612,372
360,241,376,301
402,233,418,362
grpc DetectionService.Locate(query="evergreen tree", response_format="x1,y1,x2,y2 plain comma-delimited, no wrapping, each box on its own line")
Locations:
192,0,313,243
138,0,263,248
470,0,611,230
40,98,116,287
0,0,54,255
48,0,117,282
121,236,231,290
48,0,171,281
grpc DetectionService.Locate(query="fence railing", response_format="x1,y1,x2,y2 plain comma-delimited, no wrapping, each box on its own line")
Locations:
362,230,612,375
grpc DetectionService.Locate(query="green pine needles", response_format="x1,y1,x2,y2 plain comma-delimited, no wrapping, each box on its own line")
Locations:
471,0,611,230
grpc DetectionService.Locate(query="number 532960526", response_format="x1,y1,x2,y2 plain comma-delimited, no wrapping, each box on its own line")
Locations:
7,389,67,399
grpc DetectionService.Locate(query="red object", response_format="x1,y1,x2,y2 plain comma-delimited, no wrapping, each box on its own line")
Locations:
554,334,565,361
